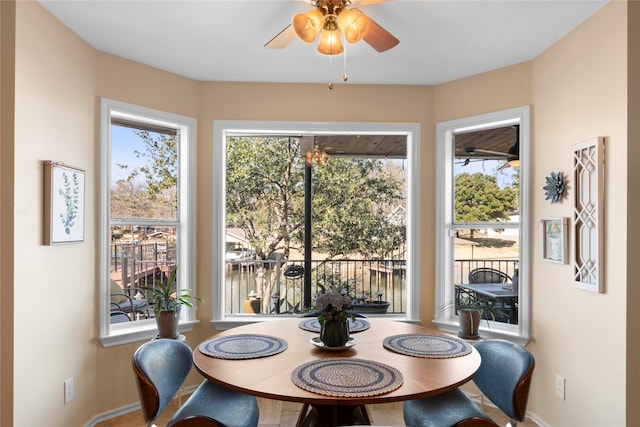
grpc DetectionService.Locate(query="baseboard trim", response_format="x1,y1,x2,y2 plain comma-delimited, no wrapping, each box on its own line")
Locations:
85,402,141,427
84,385,199,427
469,394,544,427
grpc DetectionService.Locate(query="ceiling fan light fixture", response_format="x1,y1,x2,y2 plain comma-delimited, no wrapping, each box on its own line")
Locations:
306,145,329,166
317,28,344,55
338,9,369,43
506,139,520,166
292,10,323,43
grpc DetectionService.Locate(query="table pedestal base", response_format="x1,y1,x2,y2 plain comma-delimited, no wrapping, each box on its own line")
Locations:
296,403,371,427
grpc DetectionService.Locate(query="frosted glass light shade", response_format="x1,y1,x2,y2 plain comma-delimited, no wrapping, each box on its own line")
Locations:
317,29,344,55
337,9,369,43
293,10,323,43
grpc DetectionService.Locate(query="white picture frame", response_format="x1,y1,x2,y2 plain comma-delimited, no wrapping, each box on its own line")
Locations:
542,217,568,264
44,161,85,245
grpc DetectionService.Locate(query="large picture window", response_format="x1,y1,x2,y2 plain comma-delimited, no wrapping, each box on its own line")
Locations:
212,121,420,328
99,99,196,347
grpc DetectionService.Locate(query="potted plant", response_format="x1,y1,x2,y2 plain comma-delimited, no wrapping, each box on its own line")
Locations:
316,272,390,315
441,292,504,339
351,290,391,314
315,285,355,347
141,267,203,339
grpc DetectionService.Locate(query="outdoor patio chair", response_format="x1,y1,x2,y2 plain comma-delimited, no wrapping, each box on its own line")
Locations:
468,267,512,284
110,279,150,320
132,339,260,427
403,339,535,427
109,302,132,324
465,269,515,323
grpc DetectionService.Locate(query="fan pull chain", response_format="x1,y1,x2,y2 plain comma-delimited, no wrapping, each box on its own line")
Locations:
328,54,334,90
328,35,349,90
342,39,348,82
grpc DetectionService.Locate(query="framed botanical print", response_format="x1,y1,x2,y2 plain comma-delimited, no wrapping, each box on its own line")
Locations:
44,161,85,245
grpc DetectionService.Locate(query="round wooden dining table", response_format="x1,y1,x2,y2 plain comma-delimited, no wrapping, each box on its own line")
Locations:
193,317,480,427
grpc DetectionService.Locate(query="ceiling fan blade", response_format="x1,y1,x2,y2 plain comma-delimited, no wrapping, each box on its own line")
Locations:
265,24,297,49
497,161,513,171
455,147,517,159
353,8,399,52
474,148,518,159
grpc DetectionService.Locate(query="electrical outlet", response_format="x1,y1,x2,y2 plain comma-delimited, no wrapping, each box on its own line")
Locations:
64,377,74,404
555,374,565,400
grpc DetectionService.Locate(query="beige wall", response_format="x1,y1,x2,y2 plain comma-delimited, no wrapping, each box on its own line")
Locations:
14,2,97,426
7,1,632,426
0,1,16,426
529,2,627,425
433,61,533,123
628,1,640,424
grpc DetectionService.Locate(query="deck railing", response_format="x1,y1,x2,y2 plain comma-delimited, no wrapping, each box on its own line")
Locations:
453,259,519,285
110,242,517,319
225,257,407,315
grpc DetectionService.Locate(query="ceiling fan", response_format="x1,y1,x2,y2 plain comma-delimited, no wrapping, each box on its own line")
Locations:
454,125,520,169
264,0,399,55
456,146,518,159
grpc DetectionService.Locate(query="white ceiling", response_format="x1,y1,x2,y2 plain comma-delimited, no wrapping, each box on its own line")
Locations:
38,0,608,86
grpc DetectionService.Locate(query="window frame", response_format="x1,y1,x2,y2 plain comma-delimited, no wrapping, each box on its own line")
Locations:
433,106,531,344
98,98,197,347
212,121,421,329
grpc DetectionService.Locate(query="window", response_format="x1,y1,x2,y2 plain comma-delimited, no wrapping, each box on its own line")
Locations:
212,121,420,328
434,107,531,344
99,99,196,347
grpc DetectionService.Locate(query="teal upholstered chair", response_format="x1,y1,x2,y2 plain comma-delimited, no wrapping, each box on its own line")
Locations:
403,339,535,427
132,339,259,427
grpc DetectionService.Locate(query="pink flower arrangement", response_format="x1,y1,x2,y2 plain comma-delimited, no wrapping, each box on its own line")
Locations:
315,286,353,324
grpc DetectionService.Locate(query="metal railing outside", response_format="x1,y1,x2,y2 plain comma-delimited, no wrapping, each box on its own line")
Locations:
226,257,406,315
453,259,519,285
110,242,517,321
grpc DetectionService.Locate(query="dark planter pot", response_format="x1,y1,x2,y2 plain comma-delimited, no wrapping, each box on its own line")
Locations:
156,309,180,339
320,319,350,347
351,301,390,314
458,308,481,339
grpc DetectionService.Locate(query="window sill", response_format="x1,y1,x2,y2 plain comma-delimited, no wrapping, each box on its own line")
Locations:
432,319,530,346
99,320,199,348
212,314,412,331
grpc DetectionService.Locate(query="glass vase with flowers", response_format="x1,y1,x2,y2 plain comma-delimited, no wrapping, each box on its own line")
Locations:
315,285,355,347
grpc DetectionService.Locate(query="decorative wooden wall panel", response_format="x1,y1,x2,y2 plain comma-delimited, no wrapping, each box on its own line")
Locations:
572,137,604,292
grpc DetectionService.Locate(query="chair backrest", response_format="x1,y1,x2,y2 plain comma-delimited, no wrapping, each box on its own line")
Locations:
469,267,511,284
132,339,194,425
473,340,535,422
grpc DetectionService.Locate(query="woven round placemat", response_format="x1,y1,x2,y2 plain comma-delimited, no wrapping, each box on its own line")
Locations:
298,318,370,333
383,334,472,358
291,358,403,397
199,334,287,359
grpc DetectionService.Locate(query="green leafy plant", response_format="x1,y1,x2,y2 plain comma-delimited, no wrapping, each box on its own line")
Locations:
440,291,505,331
58,170,80,235
140,267,203,316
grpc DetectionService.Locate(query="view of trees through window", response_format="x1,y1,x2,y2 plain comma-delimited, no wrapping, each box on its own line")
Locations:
109,123,179,321
225,136,408,316
451,126,521,326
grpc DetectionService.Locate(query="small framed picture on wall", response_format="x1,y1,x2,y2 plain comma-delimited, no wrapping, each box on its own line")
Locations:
44,161,85,245
542,217,568,264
